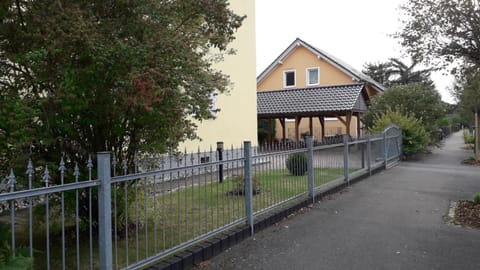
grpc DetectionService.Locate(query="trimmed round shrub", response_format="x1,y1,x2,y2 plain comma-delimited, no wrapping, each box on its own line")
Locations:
474,192,480,204
286,152,308,176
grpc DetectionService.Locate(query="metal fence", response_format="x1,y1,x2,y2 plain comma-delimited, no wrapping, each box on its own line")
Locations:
0,126,402,270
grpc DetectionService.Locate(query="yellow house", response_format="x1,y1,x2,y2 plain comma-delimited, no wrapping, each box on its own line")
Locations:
180,0,257,151
257,38,384,143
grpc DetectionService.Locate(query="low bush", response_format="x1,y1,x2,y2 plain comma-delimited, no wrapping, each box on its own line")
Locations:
229,175,261,195
369,109,429,158
0,222,33,270
286,152,308,176
463,130,475,144
474,192,480,204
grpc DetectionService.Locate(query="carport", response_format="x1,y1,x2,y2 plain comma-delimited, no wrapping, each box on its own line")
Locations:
257,83,369,142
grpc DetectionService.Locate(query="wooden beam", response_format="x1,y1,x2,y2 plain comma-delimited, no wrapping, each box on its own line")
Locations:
336,115,347,126
345,112,352,136
295,117,302,142
318,116,325,139
356,114,361,138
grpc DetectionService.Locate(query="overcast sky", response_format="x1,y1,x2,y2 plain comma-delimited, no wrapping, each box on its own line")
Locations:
255,0,455,103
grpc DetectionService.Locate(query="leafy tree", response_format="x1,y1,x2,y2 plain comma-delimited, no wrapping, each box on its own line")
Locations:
388,58,435,87
362,57,434,87
362,61,393,86
398,0,480,159
398,0,480,69
0,222,33,269
453,70,480,119
0,0,245,229
257,119,275,145
0,0,245,175
369,109,429,158
0,91,37,175
452,69,480,159
364,83,446,142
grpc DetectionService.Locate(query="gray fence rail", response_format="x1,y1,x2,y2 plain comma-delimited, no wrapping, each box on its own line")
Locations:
0,127,401,270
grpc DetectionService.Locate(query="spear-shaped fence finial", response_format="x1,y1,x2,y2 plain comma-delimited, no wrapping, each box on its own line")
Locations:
26,159,34,177
7,169,16,191
87,155,93,169
42,166,51,187
73,162,80,179
59,157,66,173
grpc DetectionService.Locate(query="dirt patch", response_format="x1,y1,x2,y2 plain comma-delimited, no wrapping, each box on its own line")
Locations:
193,260,213,269
462,144,474,150
454,200,480,229
321,187,350,201
462,158,480,166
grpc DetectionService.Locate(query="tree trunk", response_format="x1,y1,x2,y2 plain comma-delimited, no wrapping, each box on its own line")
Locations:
475,110,479,161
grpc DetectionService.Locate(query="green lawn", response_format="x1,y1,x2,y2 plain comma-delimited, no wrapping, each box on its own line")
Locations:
28,167,351,269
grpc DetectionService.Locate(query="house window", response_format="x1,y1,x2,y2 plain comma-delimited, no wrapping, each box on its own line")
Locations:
307,67,319,86
209,91,218,116
284,70,296,88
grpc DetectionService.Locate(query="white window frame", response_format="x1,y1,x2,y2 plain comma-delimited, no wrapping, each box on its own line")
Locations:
306,67,320,86
283,70,296,88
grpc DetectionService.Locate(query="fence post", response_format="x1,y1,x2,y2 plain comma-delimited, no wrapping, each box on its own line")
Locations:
7,169,16,257
243,141,254,236
97,152,113,270
383,132,388,170
360,142,365,169
343,134,349,184
306,136,314,203
397,132,402,158
217,141,224,183
366,135,372,176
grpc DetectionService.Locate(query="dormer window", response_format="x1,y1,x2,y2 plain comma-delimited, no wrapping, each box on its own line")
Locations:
307,67,320,86
284,70,296,88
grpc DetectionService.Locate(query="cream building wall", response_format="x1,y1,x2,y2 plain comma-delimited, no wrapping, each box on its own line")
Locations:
180,0,257,151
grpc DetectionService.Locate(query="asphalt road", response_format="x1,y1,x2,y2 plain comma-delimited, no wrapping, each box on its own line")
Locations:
196,131,480,270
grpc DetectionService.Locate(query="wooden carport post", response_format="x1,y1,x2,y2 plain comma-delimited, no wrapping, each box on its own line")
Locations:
337,112,352,136
356,114,362,138
318,116,325,140
266,119,272,143
345,112,352,136
279,118,286,140
295,116,302,142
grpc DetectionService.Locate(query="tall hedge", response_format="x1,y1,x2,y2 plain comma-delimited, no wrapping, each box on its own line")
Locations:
370,109,429,157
